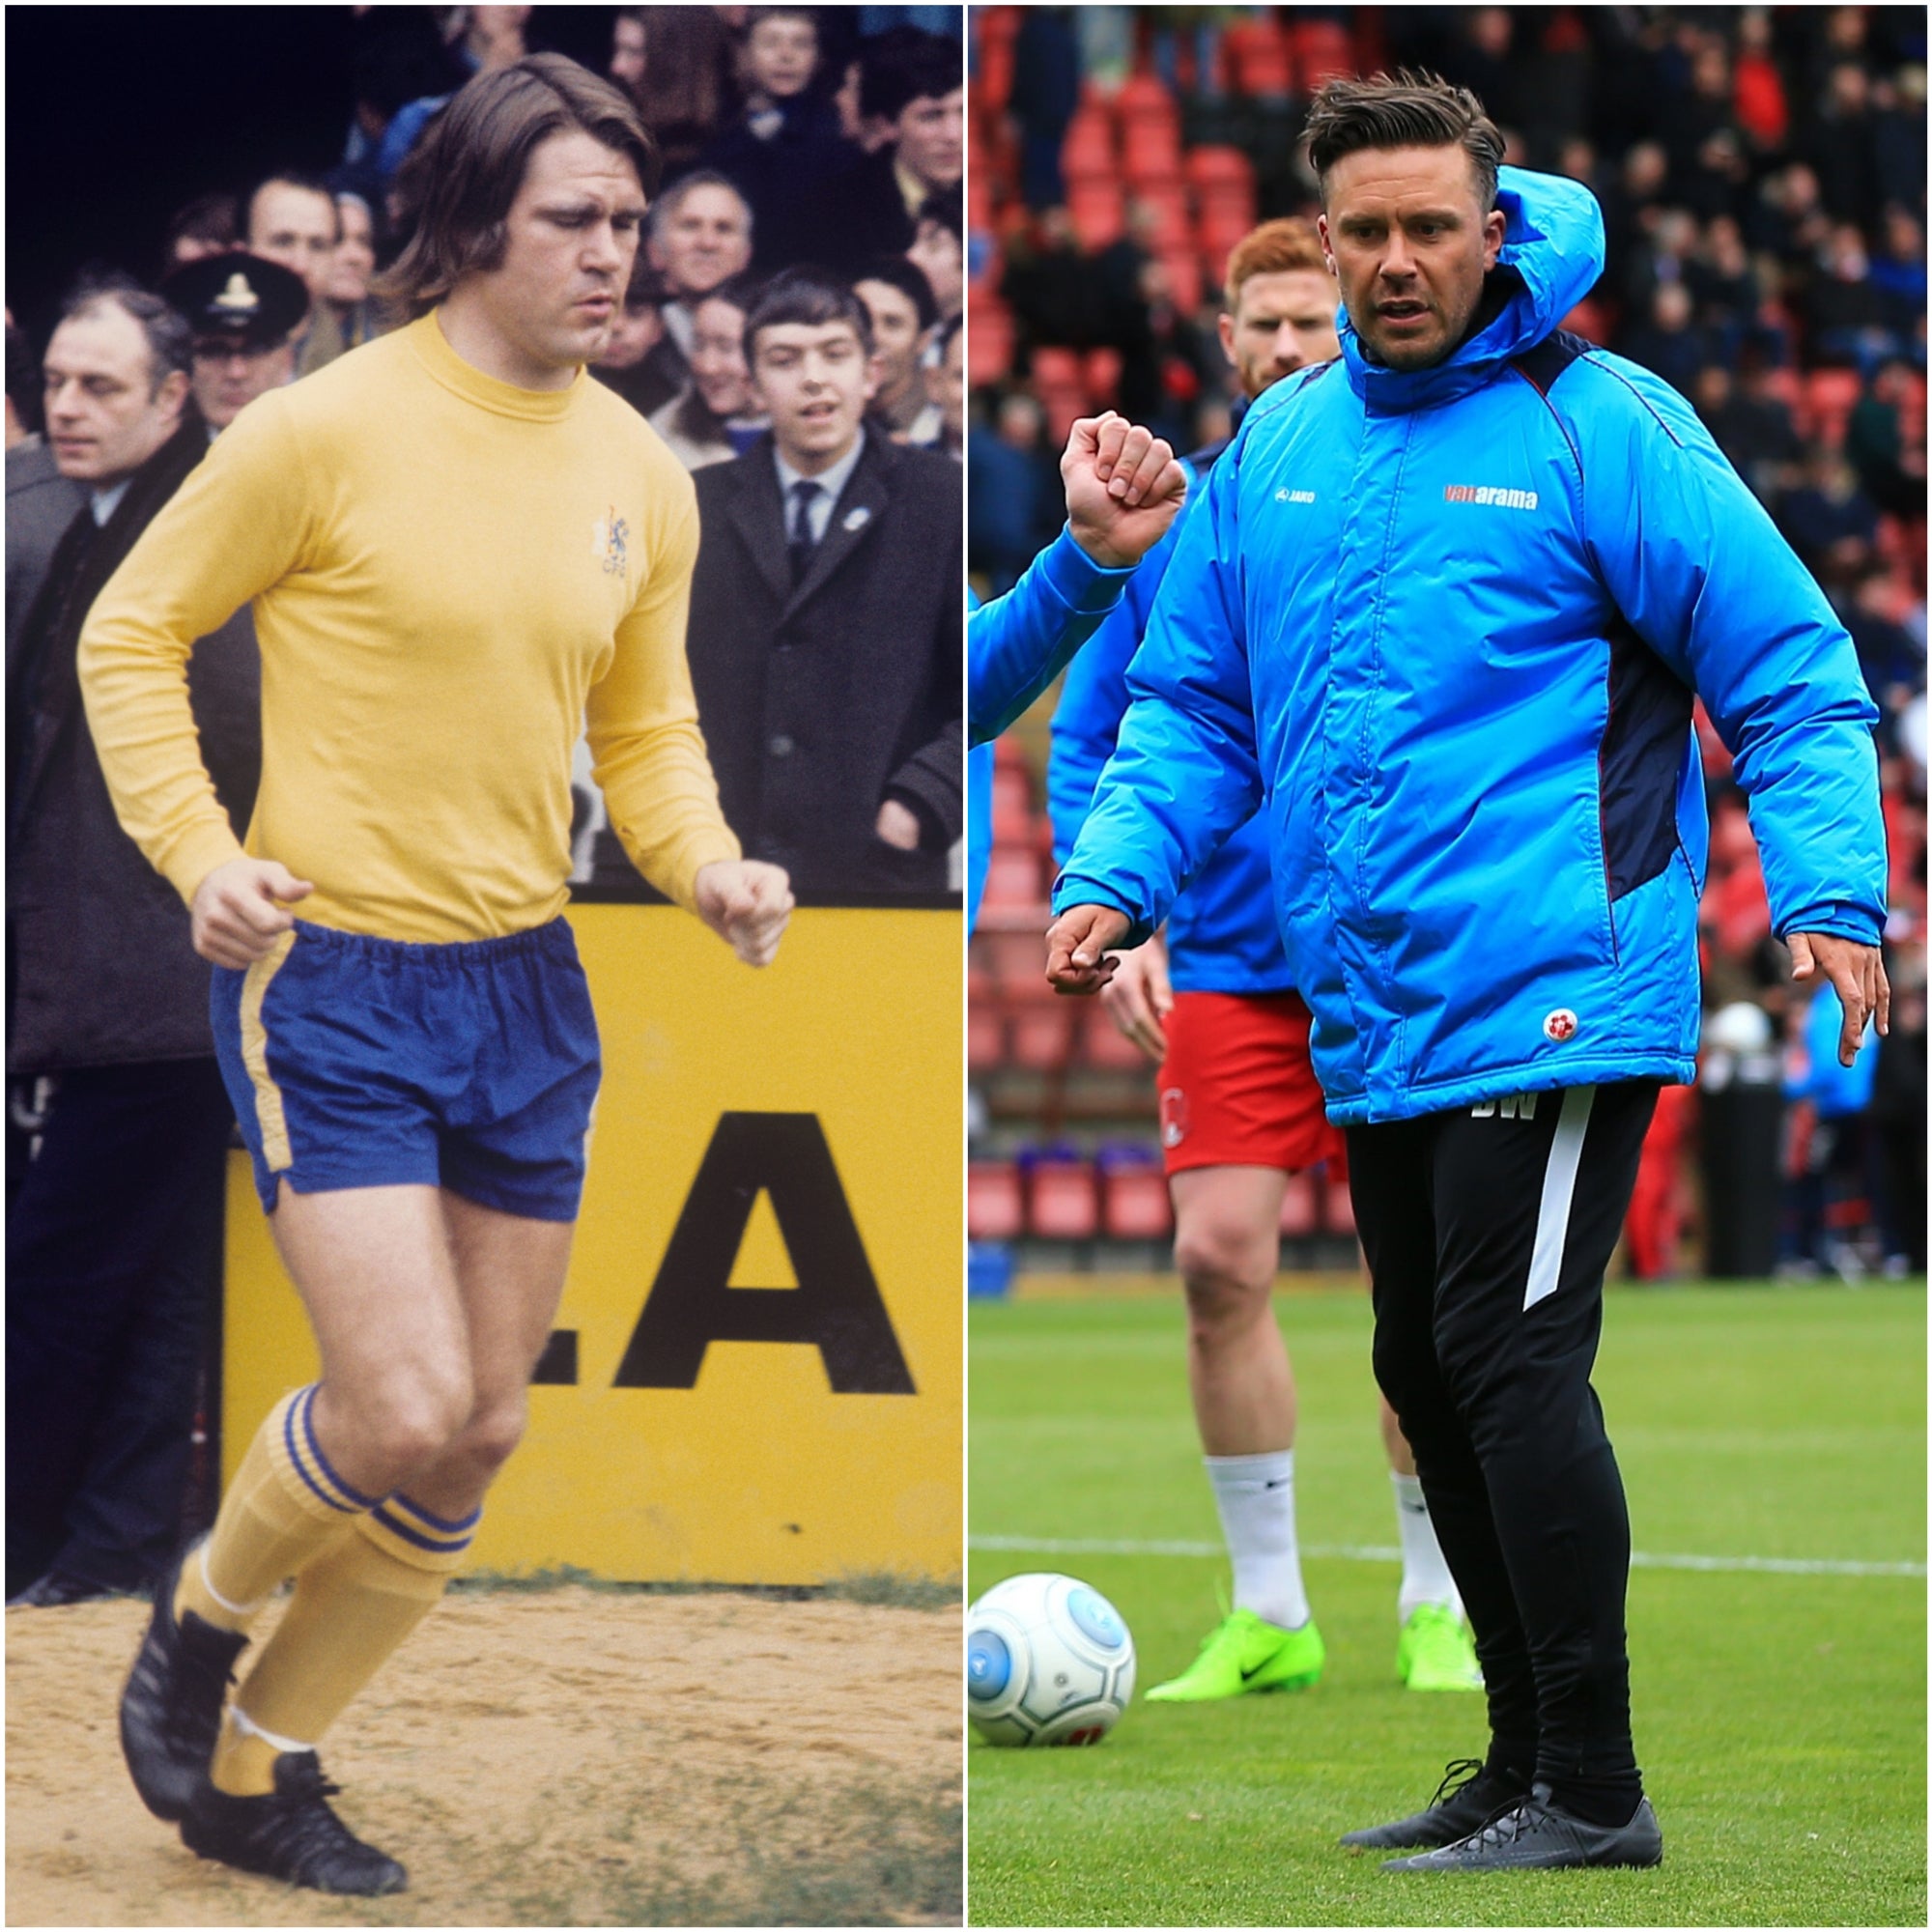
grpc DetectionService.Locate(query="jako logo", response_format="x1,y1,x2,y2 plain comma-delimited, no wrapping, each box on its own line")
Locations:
1444,485,1539,509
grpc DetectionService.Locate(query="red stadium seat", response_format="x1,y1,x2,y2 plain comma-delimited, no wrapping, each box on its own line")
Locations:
1067,182,1125,251
1115,72,1179,122
1103,1160,1174,1238
968,1161,1025,1241
1085,346,1122,407
1029,1158,1099,1239
1186,146,1256,191
1062,107,1118,185
1801,367,1861,446
969,1004,1006,1072
1032,346,1085,390
1278,1171,1319,1236
968,298,1014,387
1291,18,1357,88
991,763,1033,842
1080,1008,1154,1071
982,926,1047,987
1009,1001,1077,1070
982,844,1044,907
1222,19,1293,98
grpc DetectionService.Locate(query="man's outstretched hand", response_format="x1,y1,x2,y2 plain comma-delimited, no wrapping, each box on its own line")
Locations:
1045,902,1133,995
695,859,794,967
1063,412,1187,569
1789,931,1890,1065
190,857,313,968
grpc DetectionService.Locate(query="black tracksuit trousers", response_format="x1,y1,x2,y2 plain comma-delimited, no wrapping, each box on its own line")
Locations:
1347,1079,1659,1819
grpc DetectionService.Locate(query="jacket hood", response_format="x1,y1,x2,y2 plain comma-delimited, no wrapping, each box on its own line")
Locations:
1338,165,1605,413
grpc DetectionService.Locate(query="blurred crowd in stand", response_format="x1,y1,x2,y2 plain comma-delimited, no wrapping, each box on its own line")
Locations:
967,5,1925,1284
6,4,963,1607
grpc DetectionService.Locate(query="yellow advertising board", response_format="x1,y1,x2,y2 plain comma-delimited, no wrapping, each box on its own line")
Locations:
222,904,962,1583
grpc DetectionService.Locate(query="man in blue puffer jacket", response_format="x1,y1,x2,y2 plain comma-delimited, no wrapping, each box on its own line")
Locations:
1049,74,1889,1873
1051,216,1481,1707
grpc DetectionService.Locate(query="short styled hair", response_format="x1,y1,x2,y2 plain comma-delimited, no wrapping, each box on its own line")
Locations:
56,283,195,394
647,169,753,245
1223,217,1328,313
860,30,960,124
377,53,661,320
696,270,763,319
744,267,873,362
1304,70,1505,213
244,169,343,243
856,254,938,332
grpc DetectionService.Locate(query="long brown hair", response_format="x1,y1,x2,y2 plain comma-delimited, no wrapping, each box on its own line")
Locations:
375,53,661,322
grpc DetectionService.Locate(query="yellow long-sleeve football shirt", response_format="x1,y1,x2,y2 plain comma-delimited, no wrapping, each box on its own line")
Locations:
78,312,741,944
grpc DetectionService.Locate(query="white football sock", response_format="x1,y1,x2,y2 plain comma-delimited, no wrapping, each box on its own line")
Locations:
1206,1450,1310,1631
1392,1471,1462,1622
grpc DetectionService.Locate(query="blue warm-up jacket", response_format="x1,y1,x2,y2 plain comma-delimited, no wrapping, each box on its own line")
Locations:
1048,444,1293,993
967,528,1135,927
1055,167,1887,1124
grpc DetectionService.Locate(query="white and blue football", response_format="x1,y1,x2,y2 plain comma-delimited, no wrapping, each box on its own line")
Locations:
967,1572,1135,1746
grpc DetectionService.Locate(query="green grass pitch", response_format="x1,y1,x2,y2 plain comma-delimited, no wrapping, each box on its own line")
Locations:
968,1282,1926,1927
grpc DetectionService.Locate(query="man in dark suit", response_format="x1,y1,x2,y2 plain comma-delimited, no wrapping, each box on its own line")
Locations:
7,284,261,1605
686,268,959,897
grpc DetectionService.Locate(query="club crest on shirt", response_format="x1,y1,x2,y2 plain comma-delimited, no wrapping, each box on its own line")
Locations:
592,508,630,579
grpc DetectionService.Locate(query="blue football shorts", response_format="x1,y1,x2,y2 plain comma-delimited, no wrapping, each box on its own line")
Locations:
212,917,601,1221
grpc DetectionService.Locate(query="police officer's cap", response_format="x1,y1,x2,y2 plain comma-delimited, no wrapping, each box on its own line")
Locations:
161,251,310,349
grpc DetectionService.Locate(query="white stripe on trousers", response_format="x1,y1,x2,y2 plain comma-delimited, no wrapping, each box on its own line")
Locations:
1523,1085,1596,1310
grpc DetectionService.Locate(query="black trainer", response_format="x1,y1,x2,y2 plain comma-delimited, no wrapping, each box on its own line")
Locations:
1381,1782,1663,1872
120,1542,249,1822
181,1751,409,1895
1339,1757,1527,1851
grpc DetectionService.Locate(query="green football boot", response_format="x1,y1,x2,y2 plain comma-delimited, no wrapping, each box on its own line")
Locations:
1144,1607,1325,1702
1397,1603,1484,1692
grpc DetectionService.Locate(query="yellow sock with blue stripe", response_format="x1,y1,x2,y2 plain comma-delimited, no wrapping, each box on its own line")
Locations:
175,1384,375,1634
213,1492,478,1797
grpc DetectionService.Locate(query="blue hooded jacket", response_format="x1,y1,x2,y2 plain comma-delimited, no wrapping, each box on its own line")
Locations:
1055,168,1887,1124
967,528,1135,927
1048,450,1293,993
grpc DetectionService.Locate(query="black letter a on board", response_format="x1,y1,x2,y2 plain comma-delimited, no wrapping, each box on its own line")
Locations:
612,1113,916,1394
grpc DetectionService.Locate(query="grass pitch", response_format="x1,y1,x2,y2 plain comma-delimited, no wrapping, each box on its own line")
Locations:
967,1281,1925,1927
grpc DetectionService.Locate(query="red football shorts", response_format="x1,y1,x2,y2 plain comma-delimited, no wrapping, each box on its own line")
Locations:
1157,990,1347,1179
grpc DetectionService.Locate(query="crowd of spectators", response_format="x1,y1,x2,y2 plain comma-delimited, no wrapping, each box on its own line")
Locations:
967,4,1925,1283
5,4,963,1606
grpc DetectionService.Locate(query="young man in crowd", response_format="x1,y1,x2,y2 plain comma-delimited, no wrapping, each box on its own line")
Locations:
701,6,851,270
89,55,789,1894
684,268,958,898
855,255,941,445
1050,218,1481,1705
800,31,960,270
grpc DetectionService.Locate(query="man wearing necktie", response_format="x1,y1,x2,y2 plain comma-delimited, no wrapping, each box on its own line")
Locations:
685,267,961,897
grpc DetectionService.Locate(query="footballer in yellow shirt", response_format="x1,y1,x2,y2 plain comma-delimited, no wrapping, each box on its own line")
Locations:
90,55,791,1896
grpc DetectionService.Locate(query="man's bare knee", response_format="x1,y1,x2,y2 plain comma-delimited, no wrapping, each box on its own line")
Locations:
1176,1225,1275,1340
331,1362,474,1481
